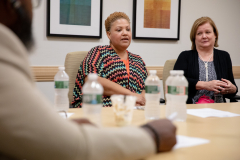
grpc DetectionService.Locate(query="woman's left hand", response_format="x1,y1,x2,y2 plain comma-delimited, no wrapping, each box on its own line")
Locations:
220,78,237,94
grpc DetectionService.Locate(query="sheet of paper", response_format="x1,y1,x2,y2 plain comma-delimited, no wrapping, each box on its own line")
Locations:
187,108,240,118
58,112,74,119
134,106,144,110
173,135,210,149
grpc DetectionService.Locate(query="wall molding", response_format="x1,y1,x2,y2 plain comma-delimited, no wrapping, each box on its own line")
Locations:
31,66,240,82
31,66,59,82
233,66,240,79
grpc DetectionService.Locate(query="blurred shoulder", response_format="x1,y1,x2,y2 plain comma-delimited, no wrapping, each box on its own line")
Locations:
214,48,232,62
179,50,195,56
177,50,197,59
128,51,145,63
214,48,230,56
89,45,112,52
87,45,113,58
128,51,142,59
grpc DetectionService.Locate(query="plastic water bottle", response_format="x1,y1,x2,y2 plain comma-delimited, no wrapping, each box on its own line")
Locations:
54,66,69,112
165,70,177,117
171,70,188,121
144,70,161,120
82,73,103,125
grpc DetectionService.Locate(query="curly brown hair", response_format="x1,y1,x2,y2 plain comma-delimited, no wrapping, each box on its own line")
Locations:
105,12,130,32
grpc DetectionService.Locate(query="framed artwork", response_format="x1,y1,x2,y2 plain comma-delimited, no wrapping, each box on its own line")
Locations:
132,0,181,40
47,0,102,38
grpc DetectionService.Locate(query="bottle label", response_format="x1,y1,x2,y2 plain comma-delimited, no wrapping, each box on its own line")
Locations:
55,81,69,89
167,86,176,94
83,94,102,104
176,86,188,95
145,85,160,94
167,86,188,95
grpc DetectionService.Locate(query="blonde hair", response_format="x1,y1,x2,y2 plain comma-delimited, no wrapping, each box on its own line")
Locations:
190,17,219,50
105,12,130,32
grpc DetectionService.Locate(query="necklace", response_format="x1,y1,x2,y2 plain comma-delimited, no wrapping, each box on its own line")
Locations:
198,52,213,82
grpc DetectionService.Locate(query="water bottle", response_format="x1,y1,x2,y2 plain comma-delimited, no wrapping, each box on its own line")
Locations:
144,70,161,120
165,70,177,117
171,70,188,121
214,92,224,103
82,73,103,125
54,66,69,112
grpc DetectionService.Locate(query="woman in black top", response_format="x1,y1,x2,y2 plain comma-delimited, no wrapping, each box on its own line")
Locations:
174,17,238,104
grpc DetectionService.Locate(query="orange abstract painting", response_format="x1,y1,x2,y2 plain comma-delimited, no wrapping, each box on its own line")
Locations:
144,0,171,29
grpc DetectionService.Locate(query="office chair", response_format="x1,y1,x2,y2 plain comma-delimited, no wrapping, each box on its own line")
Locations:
64,51,88,107
160,59,177,104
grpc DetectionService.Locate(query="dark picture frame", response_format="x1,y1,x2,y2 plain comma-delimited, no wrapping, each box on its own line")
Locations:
47,0,102,38
132,0,181,40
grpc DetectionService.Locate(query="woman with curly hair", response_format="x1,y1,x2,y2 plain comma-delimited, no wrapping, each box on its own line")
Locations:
72,12,148,107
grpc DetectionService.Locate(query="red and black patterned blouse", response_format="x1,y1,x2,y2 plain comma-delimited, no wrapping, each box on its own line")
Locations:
72,45,148,107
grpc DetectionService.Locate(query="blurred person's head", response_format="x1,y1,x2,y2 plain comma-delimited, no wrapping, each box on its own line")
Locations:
190,17,219,51
105,12,132,51
0,0,34,51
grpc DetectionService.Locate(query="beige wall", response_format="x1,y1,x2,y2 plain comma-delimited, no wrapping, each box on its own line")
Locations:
31,0,240,103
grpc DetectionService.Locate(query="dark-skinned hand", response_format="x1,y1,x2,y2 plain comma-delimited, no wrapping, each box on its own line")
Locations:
142,119,177,152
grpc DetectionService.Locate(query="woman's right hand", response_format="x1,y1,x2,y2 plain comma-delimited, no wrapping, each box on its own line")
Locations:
204,80,227,92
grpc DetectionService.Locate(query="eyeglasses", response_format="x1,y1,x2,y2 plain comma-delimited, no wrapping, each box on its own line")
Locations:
32,0,41,8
